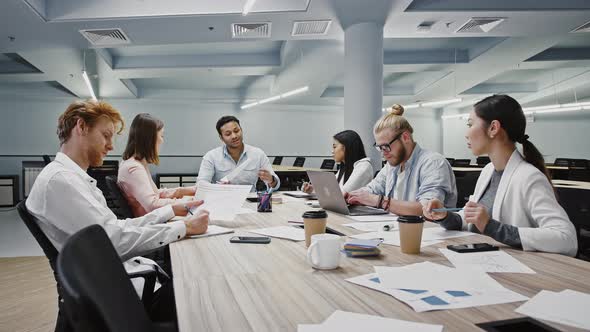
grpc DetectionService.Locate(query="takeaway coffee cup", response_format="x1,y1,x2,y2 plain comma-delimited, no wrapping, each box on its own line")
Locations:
397,215,424,254
302,210,328,247
306,233,341,270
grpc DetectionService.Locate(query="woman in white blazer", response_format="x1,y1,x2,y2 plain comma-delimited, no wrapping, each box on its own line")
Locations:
424,95,577,256
303,130,374,193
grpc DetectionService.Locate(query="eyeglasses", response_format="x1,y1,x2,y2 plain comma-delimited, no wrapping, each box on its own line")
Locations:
373,132,404,153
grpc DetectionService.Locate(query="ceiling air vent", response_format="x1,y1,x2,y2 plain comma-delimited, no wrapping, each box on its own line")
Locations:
231,23,271,39
292,20,332,36
80,28,131,46
572,20,590,33
456,17,504,33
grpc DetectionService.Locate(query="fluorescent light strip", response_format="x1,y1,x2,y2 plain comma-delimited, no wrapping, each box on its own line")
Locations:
280,86,309,98
240,86,308,110
242,0,257,15
421,98,463,107
444,104,590,119
404,103,420,109
82,70,97,101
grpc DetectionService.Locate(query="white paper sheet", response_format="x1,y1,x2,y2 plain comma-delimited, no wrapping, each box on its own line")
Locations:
248,226,306,241
347,214,399,222
189,225,234,238
375,262,507,292
193,182,252,221
346,272,528,312
298,310,442,332
349,231,442,248
515,289,590,330
420,227,476,241
343,222,397,232
236,207,256,214
440,249,536,274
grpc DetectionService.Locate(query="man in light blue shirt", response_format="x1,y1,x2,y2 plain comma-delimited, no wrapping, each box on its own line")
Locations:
198,115,280,191
347,105,456,215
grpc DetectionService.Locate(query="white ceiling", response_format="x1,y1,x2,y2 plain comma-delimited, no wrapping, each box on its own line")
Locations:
1,0,590,111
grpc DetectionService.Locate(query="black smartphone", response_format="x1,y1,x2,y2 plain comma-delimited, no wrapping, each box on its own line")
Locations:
447,243,499,253
476,317,561,332
229,236,271,244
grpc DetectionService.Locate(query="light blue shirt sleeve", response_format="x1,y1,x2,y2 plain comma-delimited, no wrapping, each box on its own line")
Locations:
197,152,216,184
415,157,457,207
362,166,388,196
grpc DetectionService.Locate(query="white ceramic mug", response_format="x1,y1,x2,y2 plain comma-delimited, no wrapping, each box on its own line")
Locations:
306,233,341,270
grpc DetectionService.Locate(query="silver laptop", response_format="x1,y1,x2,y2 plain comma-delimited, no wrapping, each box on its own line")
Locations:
307,171,388,216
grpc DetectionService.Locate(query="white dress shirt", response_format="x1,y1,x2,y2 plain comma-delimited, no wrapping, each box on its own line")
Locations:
26,152,187,294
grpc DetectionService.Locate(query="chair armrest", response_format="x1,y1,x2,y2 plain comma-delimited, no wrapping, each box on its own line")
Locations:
128,269,157,312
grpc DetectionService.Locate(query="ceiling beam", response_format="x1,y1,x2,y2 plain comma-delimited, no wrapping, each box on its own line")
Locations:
462,83,538,95
95,49,139,98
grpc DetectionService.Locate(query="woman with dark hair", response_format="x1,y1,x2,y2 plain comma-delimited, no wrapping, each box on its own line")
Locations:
303,130,374,193
424,95,577,256
118,113,196,217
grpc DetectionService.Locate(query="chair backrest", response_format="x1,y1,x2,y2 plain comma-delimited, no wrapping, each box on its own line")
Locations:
272,156,283,165
476,156,490,166
42,155,52,166
293,157,306,167
554,158,571,167
570,159,589,169
454,171,480,208
454,159,471,167
17,200,58,271
105,176,134,219
320,159,336,170
446,158,455,166
57,225,153,332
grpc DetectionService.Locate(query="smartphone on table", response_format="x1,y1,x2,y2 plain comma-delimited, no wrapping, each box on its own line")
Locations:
447,243,499,253
229,236,271,244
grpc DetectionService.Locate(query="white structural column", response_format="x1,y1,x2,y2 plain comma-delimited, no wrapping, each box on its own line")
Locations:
344,22,384,171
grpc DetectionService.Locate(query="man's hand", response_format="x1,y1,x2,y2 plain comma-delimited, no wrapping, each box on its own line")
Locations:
258,169,276,187
184,210,209,236
172,199,204,216
346,190,380,207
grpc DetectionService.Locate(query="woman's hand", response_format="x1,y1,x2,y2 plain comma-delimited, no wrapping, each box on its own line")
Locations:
463,201,490,232
422,199,447,221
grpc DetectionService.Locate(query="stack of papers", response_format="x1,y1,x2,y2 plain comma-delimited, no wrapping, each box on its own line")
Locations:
343,221,396,232
440,249,536,274
347,214,398,222
349,227,475,248
248,226,305,241
515,289,590,330
298,310,443,332
193,182,252,221
346,262,528,312
343,239,382,257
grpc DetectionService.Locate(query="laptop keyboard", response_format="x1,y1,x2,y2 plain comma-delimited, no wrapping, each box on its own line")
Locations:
348,205,388,215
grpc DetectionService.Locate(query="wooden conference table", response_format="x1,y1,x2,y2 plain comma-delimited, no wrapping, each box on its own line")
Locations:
170,196,590,332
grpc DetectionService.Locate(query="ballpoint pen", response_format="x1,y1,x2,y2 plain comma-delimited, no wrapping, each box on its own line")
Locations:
184,204,193,215
432,207,463,212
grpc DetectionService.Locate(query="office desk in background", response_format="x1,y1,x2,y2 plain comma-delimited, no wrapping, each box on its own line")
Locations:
170,197,590,332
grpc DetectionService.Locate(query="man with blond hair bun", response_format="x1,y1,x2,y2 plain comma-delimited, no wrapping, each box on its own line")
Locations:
346,104,457,216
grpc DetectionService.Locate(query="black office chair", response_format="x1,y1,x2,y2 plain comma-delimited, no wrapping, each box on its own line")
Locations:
476,156,491,166
43,155,52,166
446,158,455,166
554,158,571,167
57,225,175,332
293,157,306,167
454,159,472,167
17,200,72,332
454,172,479,208
556,187,590,260
272,156,283,166
320,159,336,170
105,175,134,219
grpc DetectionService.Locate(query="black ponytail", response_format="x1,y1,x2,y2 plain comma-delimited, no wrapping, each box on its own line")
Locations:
474,95,551,183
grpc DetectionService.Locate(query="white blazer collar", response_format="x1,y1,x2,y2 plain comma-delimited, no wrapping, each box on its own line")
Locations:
473,149,523,219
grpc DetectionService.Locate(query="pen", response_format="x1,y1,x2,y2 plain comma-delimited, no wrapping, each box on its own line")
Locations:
184,204,193,216
431,207,463,212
